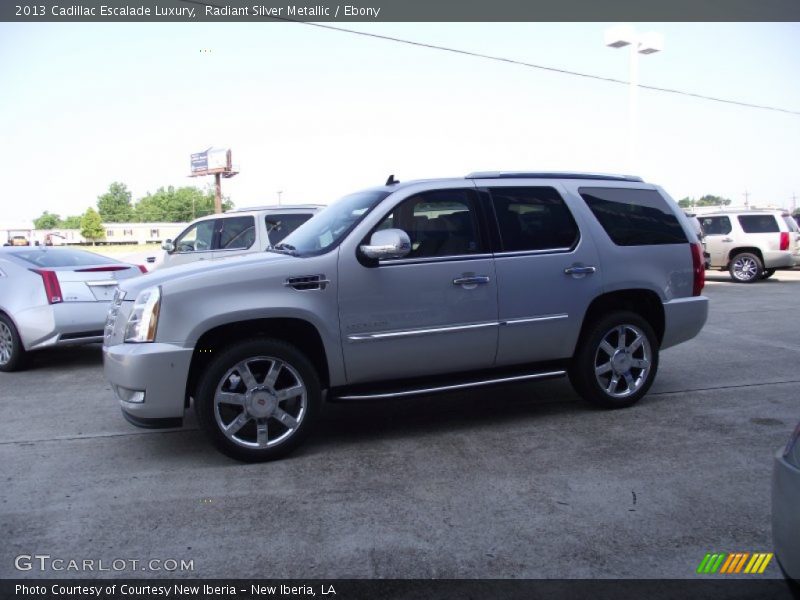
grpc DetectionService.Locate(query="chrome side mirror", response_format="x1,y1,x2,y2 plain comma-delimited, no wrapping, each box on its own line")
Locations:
162,240,175,252
360,229,411,260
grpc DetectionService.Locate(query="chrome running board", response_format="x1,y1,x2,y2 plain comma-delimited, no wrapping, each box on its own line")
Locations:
332,370,566,401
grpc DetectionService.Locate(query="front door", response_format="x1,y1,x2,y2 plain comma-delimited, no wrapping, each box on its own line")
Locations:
338,187,499,385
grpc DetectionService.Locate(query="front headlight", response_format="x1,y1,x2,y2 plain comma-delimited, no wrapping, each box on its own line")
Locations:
784,421,800,469
124,286,161,343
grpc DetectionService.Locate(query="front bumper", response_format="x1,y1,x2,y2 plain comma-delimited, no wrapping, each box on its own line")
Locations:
660,295,709,350
772,451,800,580
103,342,193,423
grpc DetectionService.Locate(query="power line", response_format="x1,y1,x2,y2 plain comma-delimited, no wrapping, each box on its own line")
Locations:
181,0,800,117
299,22,800,117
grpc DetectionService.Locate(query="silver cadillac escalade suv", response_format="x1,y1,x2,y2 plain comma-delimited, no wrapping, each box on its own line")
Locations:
103,172,709,461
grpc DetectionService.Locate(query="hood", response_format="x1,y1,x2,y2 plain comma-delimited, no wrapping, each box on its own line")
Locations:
119,251,294,298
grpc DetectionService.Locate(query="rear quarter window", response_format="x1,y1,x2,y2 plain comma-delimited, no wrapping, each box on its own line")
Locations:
579,187,688,246
738,215,780,233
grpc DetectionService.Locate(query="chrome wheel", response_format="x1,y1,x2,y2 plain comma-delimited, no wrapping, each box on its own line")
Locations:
593,324,652,399
213,356,307,449
732,256,758,281
0,321,13,366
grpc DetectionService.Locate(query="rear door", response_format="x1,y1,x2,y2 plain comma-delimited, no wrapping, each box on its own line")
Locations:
698,216,734,267
264,213,315,248
475,181,603,365
213,215,257,261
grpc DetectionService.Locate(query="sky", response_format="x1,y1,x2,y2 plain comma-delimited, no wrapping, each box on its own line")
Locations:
0,21,799,223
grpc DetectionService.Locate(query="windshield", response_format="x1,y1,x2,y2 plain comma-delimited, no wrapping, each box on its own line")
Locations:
275,190,390,256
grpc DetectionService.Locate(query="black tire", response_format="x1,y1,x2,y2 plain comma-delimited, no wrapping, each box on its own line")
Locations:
195,338,321,462
0,313,27,372
569,311,659,409
761,269,776,280
729,252,763,283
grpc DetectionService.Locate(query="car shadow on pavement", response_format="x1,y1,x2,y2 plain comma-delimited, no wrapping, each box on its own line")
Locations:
24,343,103,370
306,378,586,450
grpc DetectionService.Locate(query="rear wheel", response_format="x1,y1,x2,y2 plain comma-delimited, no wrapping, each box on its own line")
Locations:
569,311,659,409
0,314,27,372
729,252,763,283
195,338,320,462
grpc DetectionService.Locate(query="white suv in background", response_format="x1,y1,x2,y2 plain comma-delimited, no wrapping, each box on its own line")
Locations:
699,210,799,282
158,205,323,270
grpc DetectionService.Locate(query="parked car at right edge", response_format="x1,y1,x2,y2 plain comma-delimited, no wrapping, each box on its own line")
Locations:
104,171,708,462
699,210,799,282
773,420,800,587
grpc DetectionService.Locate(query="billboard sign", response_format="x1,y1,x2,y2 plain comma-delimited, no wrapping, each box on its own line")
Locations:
191,150,209,173
190,147,231,175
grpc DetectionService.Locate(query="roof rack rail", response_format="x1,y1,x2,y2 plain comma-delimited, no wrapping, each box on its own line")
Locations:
465,171,643,182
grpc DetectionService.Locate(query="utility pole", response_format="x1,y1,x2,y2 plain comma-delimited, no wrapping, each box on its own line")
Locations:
215,173,223,213
277,190,283,206
743,190,750,208
791,193,797,213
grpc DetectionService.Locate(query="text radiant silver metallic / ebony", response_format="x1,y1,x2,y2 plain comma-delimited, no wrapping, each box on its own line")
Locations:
103,172,709,461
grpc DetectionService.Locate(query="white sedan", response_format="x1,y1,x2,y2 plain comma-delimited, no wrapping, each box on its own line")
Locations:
0,246,145,371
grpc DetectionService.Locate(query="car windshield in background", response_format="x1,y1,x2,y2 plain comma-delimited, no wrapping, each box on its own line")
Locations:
275,190,390,256
9,248,119,268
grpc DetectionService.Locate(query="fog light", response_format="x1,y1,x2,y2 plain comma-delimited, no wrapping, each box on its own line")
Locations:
113,385,145,404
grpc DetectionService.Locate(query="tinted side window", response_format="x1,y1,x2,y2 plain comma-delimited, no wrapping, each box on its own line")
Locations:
489,187,579,252
738,215,780,233
700,216,732,236
266,214,314,246
580,187,688,246
375,189,484,259
219,216,256,250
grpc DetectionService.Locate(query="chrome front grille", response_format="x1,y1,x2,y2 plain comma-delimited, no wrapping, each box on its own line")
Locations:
104,289,127,345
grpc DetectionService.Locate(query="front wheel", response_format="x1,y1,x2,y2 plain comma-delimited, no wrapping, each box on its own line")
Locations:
569,311,659,409
730,252,763,283
0,314,27,372
195,339,321,462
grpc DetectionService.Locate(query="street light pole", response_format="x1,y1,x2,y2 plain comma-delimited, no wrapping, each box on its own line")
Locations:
628,41,639,170
605,25,663,173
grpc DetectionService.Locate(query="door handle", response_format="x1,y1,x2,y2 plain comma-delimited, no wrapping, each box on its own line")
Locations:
564,266,596,275
453,275,490,286
721,237,733,242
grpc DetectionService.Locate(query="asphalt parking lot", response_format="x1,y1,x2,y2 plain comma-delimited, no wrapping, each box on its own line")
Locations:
1,271,799,580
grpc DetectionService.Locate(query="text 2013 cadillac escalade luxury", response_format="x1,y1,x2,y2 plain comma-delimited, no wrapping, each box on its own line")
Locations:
103,172,708,461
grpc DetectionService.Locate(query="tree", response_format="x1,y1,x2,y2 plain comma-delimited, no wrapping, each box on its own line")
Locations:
678,195,733,209
97,182,134,222
134,185,233,222
80,208,105,244
61,215,82,229
33,211,61,229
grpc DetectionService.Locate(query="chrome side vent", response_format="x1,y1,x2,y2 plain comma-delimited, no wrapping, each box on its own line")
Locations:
285,274,330,291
